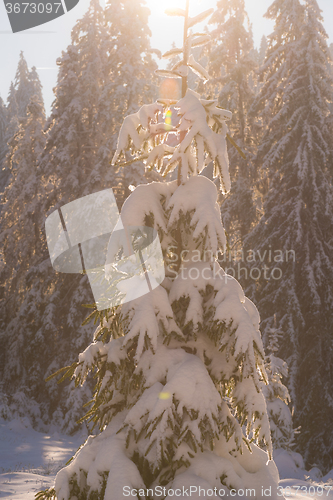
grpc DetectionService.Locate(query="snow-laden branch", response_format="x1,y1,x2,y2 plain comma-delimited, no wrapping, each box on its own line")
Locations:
111,91,232,193
111,103,163,165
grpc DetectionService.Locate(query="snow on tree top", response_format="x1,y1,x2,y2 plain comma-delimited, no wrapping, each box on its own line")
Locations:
111,89,232,193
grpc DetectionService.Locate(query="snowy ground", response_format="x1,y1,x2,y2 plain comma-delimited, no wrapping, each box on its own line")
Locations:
0,417,332,500
0,418,84,499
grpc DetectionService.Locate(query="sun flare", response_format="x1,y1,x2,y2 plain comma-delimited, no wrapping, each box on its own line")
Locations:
146,0,207,18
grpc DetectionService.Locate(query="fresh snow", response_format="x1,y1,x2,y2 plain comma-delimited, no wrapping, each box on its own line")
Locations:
1,417,333,499
0,418,85,499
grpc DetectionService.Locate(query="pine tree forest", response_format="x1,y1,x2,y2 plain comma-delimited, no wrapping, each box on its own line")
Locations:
0,0,333,497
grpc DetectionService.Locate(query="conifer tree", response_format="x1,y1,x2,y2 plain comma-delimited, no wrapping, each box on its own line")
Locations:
262,323,294,451
1,95,46,284
0,0,161,431
0,96,8,193
244,0,333,472
104,0,157,120
37,3,279,499
0,55,44,193
0,95,8,381
208,0,258,256
328,43,333,135
96,0,159,204
249,0,304,141
262,325,306,479
41,0,107,205
5,83,19,145
14,52,43,118
14,52,33,118
0,84,19,193
0,96,7,146
0,0,105,429
0,95,48,424
28,66,44,104
258,36,268,68
6,82,18,121
6,0,111,429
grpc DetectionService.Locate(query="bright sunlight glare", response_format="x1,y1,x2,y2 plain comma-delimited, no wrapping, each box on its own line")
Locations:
147,0,216,56
146,0,214,19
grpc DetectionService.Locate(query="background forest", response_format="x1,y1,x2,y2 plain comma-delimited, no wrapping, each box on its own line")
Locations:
0,0,333,479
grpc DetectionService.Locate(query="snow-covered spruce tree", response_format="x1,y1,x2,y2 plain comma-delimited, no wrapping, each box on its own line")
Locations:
244,0,333,472
248,0,304,154
0,0,160,432
207,0,258,256
262,325,306,480
246,0,304,201
28,65,44,103
0,95,49,424
0,54,44,194
326,48,333,163
43,0,159,428
4,82,19,151
0,96,7,144
1,1,103,430
38,4,279,500
262,323,294,451
96,0,160,205
1,82,21,194
0,95,9,402
258,36,268,69
11,0,110,430
0,96,7,193
14,51,41,117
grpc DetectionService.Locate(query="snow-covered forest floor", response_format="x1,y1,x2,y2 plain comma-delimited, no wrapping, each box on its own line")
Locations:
0,417,332,500
0,418,85,499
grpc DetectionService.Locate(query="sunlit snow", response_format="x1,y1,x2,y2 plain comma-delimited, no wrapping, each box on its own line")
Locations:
0,418,85,499
1,417,333,500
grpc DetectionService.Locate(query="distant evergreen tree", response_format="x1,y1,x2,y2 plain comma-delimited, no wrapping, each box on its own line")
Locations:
0,97,7,148
28,66,43,104
14,52,33,118
0,55,44,193
0,84,18,193
0,95,48,425
14,52,43,118
6,82,18,122
258,35,268,67
5,56,43,138
41,0,108,205
326,44,333,134
97,0,159,204
249,0,304,146
11,0,110,429
244,0,333,472
104,0,157,120
1,95,46,314
263,322,294,450
209,0,258,256
0,0,160,431
0,97,8,193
